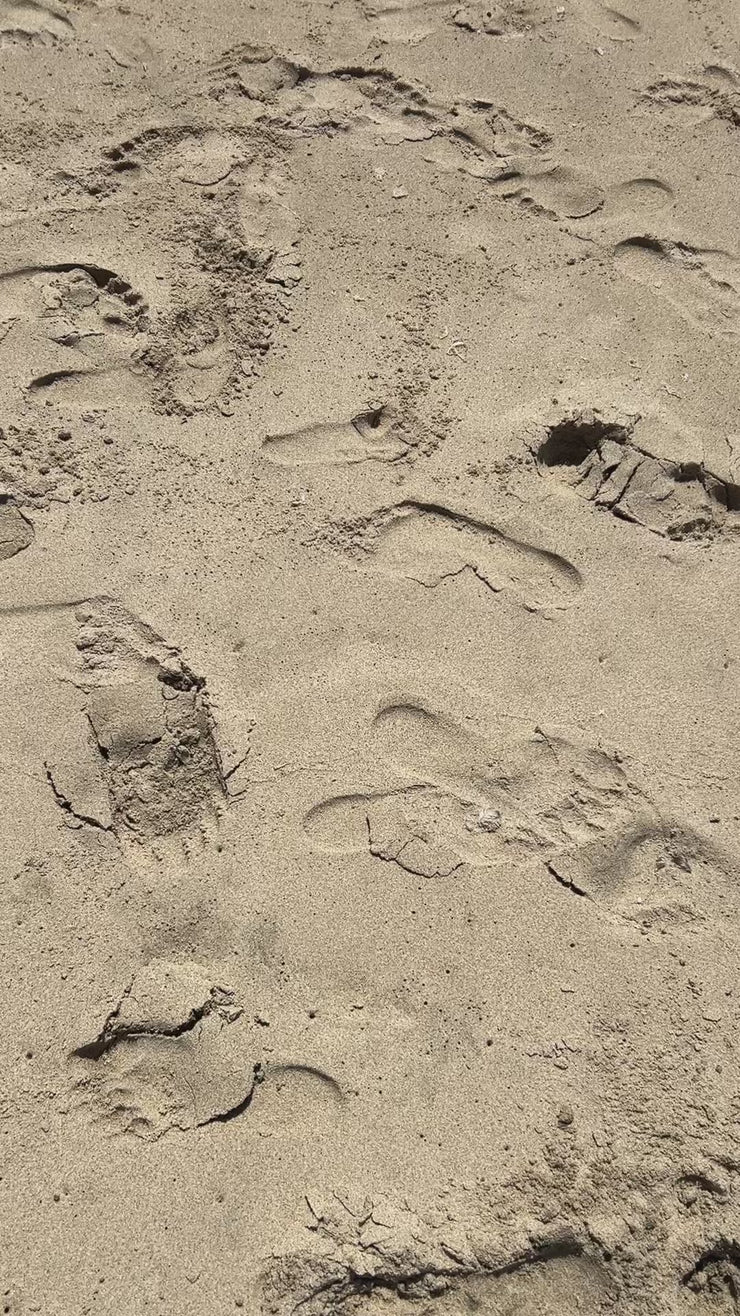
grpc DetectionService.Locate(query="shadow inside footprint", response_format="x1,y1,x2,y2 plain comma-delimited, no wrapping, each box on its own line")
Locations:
264,1241,615,1316
536,409,740,540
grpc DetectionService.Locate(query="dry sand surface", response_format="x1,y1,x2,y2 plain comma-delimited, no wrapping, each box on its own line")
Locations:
1,0,740,1311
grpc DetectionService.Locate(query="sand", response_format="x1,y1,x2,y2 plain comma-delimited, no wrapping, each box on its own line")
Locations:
0,0,739,1311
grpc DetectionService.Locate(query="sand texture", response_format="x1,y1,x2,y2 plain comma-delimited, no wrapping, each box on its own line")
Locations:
1,0,740,1311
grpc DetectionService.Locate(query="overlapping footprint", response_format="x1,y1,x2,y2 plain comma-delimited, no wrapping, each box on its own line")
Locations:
306,701,740,932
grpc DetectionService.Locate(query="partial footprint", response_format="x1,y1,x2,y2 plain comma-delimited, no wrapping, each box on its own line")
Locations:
0,499,33,559
643,76,740,129
66,598,226,843
549,822,740,932
601,176,674,223
451,1,547,37
0,262,149,402
264,1242,614,1316
250,1064,346,1134
264,407,409,466
358,0,452,45
682,1242,740,1312
305,784,498,877
304,703,641,879
536,407,740,540
374,704,639,856
331,500,581,610
0,0,73,43
614,236,740,336
240,159,302,287
71,960,256,1139
363,1252,613,1316
577,0,641,40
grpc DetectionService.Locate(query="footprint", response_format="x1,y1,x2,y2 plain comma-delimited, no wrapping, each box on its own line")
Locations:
0,0,73,43
577,0,641,40
536,408,740,540
305,784,493,877
451,1,547,37
548,821,740,932
490,163,606,219
239,160,302,283
229,51,548,184
66,598,226,843
168,131,245,187
643,77,740,129
332,500,581,610
358,0,452,44
492,165,672,224
601,176,674,222
162,295,234,411
264,1242,614,1316
412,1252,613,1316
682,1242,740,1311
0,262,149,401
614,235,740,336
0,498,33,559
263,407,409,466
375,704,636,847
305,703,640,880
213,43,301,102
250,1064,346,1134
71,960,257,1139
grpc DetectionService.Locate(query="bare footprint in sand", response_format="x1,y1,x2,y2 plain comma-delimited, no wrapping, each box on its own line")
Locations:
360,1253,613,1316
643,75,740,129
263,407,409,466
305,784,492,877
330,500,581,610
490,163,606,218
535,408,740,540
576,0,641,40
306,703,640,879
0,0,72,43
358,0,452,45
71,960,256,1139
451,2,549,37
601,176,674,223
550,822,740,933
614,236,740,337
491,165,672,223
0,262,149,403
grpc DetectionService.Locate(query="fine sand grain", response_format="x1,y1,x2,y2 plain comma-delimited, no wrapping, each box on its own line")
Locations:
1,0,740,1312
